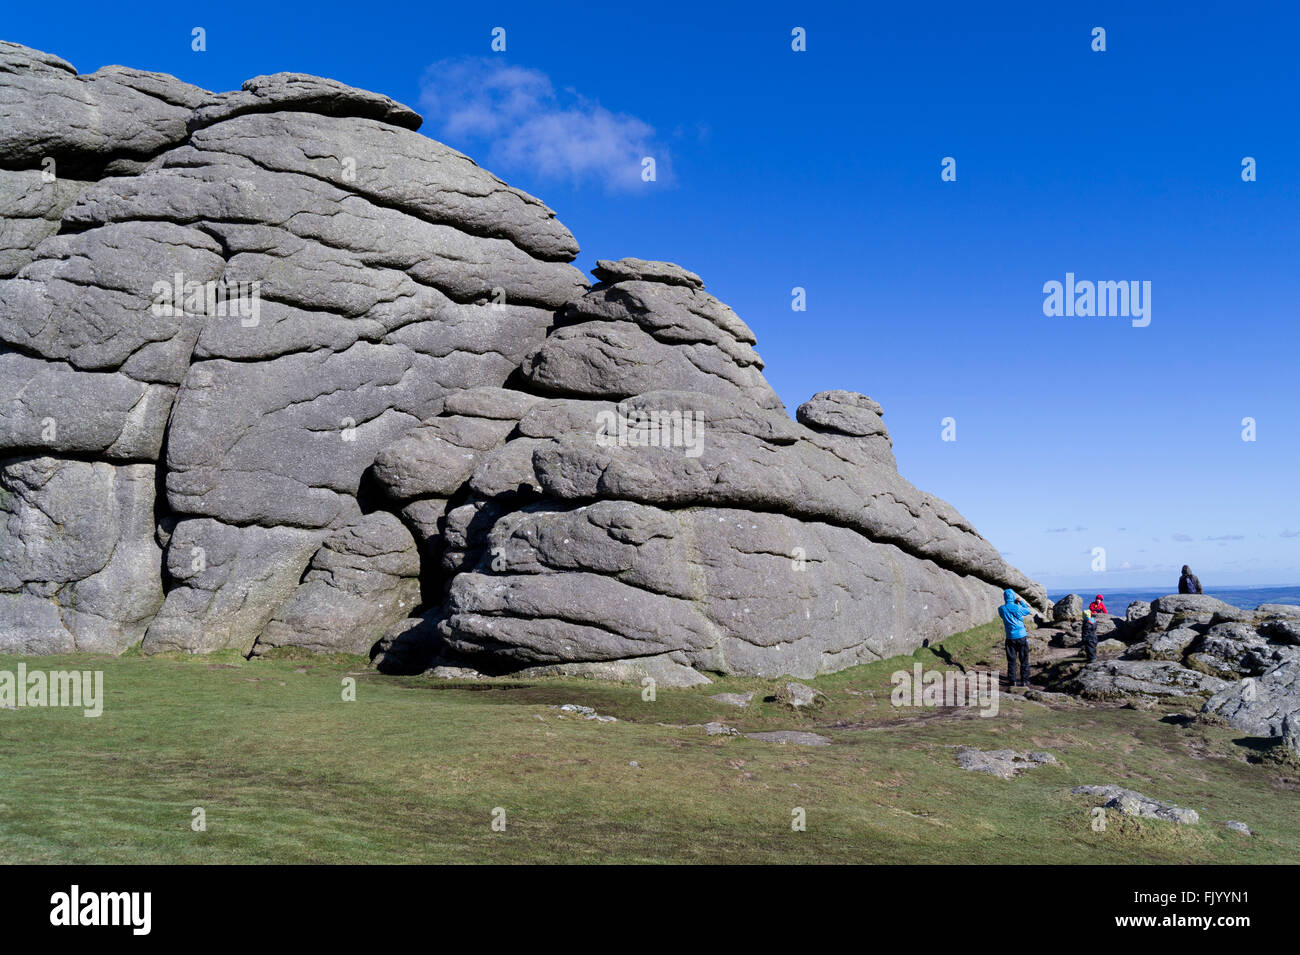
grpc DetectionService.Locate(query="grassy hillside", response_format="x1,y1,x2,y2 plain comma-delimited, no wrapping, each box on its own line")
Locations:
1,621,1297,863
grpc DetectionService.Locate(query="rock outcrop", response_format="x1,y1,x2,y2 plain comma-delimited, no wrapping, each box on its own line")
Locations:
1048,592,1300,750
1,42,1047,680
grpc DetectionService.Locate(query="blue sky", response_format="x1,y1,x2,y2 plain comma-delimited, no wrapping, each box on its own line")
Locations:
8,1,1298,590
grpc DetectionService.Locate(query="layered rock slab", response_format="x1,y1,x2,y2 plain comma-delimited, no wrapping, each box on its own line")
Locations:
439,500,1002,678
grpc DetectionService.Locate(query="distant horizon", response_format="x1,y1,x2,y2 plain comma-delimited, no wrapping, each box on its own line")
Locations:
1045,581,1300,596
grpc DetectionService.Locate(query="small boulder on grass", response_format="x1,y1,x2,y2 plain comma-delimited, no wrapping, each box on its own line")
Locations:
1072,785,1199,824
774,681,826,709
955,747,1058,779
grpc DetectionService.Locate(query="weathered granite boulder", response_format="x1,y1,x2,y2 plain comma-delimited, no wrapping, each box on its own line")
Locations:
0,455,162,653
796,390,895,468
775,682,826,709
1125,627,1200,662
1053,594,1082,622
1071,785,1199,825
1184,624,1282,679
1201,659,1300,738
1,43,1049,680
956,747,1057,779
1147,594,1234,632
1259,617,1300,645
1257,604,1300,619
1125,600,1151,625
1066,660,1230,701
254,512,421,656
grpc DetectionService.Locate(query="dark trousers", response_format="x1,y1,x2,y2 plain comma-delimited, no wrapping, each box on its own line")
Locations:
1082,631,1098,663
1005,638,1029,685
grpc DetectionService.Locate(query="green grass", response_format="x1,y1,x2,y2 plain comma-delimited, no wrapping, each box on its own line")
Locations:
1,621,1297,863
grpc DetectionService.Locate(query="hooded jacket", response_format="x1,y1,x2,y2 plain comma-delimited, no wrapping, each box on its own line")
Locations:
998,589,1033,640
1178,566,1202,595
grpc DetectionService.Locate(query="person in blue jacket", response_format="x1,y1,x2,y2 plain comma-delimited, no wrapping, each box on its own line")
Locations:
998,589,1035,687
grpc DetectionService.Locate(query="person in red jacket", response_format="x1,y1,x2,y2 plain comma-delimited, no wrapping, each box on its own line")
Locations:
1089,594,1108,615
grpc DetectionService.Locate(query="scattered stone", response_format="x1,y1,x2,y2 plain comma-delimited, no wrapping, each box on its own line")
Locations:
711,692,754,707
955,747,1058,779
1224,820,1253,836
705,722,740,736
557,703,616,722
1071,785,1199,824
744,730,831,746
774,682,826,709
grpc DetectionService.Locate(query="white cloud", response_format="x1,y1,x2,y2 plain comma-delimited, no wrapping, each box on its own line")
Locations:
419,58,668,192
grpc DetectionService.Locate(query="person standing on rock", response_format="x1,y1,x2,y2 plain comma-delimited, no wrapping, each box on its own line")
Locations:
1080,609,1098,663
1178,566,1203,594
1089,594,1107,616
998,589,1035,687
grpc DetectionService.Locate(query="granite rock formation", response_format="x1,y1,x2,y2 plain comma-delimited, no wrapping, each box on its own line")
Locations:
1,42,1048,681
1048,592,1300,750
